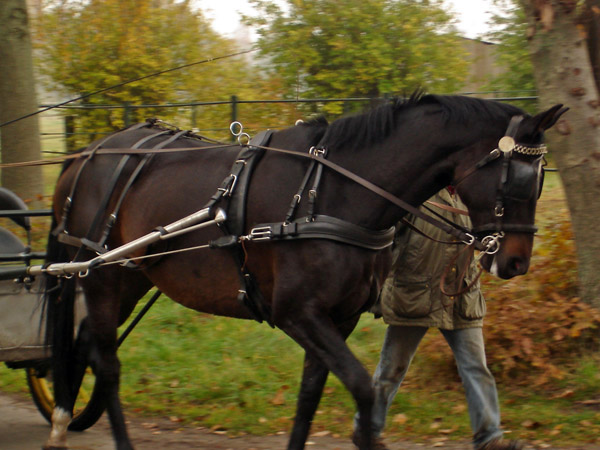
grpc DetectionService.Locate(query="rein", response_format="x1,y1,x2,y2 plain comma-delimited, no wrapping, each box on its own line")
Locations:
20,115,541,259
4,135,489,252
0,143,235,169
249,142,487,251
22,131,483,250
439,245,483,298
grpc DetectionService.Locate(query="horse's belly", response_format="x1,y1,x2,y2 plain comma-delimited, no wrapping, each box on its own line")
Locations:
143,249,260,320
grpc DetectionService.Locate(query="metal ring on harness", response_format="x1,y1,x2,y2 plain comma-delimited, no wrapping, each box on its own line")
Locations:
229,121,251,145
481,232,504,255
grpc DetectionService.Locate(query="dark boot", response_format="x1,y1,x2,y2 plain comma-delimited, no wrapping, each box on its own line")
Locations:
476,437,525,450
351,429,389,450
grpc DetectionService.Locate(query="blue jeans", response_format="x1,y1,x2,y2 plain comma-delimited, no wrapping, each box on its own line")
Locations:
356,325,503,448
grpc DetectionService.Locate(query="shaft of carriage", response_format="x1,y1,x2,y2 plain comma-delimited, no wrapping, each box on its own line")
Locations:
26,207,226,278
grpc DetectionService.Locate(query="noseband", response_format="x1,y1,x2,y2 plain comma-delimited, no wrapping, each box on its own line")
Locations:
453,115,547,237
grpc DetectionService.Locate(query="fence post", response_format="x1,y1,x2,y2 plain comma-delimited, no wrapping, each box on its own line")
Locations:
191,105,197,130
123,102,132,127
64,115,76,153
230,95,238,142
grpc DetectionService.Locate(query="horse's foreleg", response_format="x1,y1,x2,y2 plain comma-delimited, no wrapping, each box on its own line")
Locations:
288,317,359,450
288,353,329,449
281,314,375,450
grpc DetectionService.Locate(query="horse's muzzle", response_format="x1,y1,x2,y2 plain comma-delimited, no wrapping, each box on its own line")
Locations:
479,231,534,279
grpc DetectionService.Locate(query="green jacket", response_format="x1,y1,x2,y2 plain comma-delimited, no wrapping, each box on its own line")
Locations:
380,189,486,329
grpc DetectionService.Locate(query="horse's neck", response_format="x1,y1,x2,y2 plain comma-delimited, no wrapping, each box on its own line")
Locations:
318,142,451,230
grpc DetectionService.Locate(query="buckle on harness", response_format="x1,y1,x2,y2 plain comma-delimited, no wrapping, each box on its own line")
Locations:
309,146,327,157
248,226,272,241
462,233,475,246
217,174,238,197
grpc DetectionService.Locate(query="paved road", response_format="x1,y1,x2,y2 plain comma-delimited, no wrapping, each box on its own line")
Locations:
0,392,371,450
2,392,599,450
1,392,107,450
0,391,461,450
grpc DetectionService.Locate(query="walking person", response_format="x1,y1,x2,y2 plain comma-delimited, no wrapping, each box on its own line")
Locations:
353,188,523,450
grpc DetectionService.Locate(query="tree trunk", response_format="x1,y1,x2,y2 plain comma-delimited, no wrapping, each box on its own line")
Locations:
523,0,600,308
584,0,600,93
0,0,43,204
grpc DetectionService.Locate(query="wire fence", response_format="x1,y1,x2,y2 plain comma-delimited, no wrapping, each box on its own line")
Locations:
36,93,559,173
34,93,559,171
38,92,540,147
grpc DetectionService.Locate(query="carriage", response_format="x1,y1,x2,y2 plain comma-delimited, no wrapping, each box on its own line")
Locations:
0,187,159,432
0,93,566,450
0,187,106,430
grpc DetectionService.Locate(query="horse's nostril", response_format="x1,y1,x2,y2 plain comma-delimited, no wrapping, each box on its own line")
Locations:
513,259,521,271
509,256,528,275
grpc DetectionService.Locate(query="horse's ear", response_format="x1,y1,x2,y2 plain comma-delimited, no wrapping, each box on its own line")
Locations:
531,104,569,132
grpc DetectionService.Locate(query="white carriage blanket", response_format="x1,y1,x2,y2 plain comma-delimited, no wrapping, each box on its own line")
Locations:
0,276,49,361
0,276,86,362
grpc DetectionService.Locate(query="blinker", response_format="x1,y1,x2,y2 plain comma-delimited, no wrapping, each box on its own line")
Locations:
505,159,544,201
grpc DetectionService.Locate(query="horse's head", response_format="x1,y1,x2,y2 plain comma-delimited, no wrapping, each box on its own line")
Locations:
453,104,568,279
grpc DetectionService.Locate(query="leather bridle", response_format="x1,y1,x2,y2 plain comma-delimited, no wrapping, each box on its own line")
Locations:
452,115,547,238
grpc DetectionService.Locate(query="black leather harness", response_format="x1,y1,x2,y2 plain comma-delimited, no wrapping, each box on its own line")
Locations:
48,115,548,326
54,121,171,257
205,130,274,325
54,121,395,326
206,132,395,326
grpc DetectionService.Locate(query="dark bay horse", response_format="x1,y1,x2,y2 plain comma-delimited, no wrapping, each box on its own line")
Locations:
42,94,566,450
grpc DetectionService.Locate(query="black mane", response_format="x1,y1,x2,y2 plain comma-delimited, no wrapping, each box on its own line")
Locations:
320,92,525,151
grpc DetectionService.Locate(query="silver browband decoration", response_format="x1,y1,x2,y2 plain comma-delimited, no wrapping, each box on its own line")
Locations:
498,135,547,156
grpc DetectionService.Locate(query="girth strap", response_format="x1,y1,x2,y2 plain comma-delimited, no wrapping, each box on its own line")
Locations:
225,130,272,235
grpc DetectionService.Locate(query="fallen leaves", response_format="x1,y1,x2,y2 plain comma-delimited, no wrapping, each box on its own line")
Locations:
392,413,408,424
576,398,600,407
521,419,542,429
271,388,287,406
551,389,574,399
